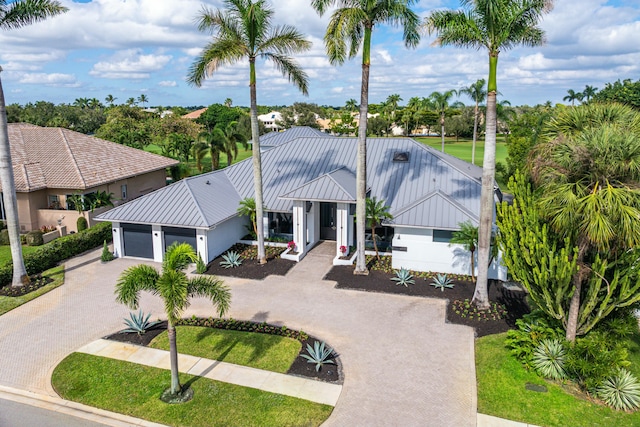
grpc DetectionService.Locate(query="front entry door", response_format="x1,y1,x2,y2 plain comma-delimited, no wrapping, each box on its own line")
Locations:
320,202,337,240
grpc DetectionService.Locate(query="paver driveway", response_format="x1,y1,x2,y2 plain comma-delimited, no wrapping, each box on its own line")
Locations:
0,243,477,427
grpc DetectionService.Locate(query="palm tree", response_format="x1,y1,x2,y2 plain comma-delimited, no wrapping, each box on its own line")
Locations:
313,0,420,275
385,93,402,120
224,98,233,107
450,221,478,280
563,89,583,106
0,0,67,287
429,90,463,152
582,84,598,103
531,103,640,341
116,243,231,399
345,98,358,112
458,79,486,164
192,141,210,172
237,197,258,238
366,197,393,261
126,97,136,107
426,0,552,309
198,129,225,170
188,0,311,264
73,97,89,109
137,94,149,107
105,94,117,107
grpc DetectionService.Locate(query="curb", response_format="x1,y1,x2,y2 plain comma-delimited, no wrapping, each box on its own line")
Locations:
0,385,167,427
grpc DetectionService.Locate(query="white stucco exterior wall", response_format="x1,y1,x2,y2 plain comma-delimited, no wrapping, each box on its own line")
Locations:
111,222,123,258
391,226,506,280
206,215,247,262
152,225,163,262
196,229,207,262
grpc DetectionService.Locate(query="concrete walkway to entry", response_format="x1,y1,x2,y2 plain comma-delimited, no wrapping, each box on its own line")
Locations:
0,241,478,427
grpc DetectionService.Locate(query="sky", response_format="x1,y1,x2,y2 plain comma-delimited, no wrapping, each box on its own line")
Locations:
0,0,639,108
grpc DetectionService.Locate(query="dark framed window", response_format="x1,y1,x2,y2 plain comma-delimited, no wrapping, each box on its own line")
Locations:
433,229,455,243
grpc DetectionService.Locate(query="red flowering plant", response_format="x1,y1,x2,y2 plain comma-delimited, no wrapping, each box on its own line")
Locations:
287,241,296,251
339,245,347,255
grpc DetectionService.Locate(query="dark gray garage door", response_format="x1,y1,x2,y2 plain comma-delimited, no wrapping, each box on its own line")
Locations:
122,223,153,258
163,227,197,251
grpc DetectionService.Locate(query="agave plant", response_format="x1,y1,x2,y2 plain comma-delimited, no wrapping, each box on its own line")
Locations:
430,274,454,291
532,338,566,380
598,369,640,411
220,251,243,268
301,341,336,372
391,268,415,287
123,310,161,335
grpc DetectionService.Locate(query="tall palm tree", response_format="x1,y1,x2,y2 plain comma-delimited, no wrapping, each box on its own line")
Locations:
192,140,210,172
563,89,583,106
198,128,225,170
365,197,393,261
429,89,463,152
105,94,117,107
224,97,233,107
0,0,67,287
386,93,402,120
137,94,149,107
345,98,358,112
458,79,486,164
450,221,478,280
188,0,311,264
426,0,552,309
313,0,420,274
531,103,640,341
116,243,231,398
582,84,598,103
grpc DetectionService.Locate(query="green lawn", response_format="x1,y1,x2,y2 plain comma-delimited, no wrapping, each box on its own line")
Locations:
0,266,64,315
149,326,301,373
53,352,332,427
0,245,39,265
414,136,508,167
476,333,640,426
145,142,252,177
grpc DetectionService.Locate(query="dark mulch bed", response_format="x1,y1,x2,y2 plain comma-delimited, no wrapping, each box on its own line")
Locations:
204,243,295,280
104,320,341,383
0,274,53,297
325,264,530,337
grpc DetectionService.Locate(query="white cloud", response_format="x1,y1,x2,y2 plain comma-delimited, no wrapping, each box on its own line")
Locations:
90,49,172,79
19,73,79,87
159,80,177,87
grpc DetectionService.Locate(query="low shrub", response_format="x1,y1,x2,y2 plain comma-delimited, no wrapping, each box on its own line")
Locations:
532,338,567,380
0,229,9,246
0,222,112,287
177,316,309,342
26,230,44,246
100,240,114,262
505,311,563,369
598,369,640,411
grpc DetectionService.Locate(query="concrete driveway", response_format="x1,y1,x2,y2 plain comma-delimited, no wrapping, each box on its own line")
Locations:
0,243,477,427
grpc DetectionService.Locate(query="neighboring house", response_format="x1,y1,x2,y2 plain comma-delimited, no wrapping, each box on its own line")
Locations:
98,128,506,280
3,124,178,233
258,111,283,131
182,107,208,120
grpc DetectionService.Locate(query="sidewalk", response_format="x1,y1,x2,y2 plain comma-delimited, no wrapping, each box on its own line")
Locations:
77,339,342,406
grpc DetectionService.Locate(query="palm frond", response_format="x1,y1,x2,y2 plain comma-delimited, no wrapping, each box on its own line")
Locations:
262,53,310,96
157,269,189,324
259,25,312,56
115,264,160,309
188,276,232,318
163,242,197,272
0,0,67,30
187,39,247,87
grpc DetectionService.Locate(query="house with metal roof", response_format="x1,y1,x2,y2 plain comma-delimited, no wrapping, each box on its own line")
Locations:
98,128,506,279
3,124,178,233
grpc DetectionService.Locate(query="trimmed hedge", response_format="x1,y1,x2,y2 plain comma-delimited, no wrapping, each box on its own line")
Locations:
0,222,112,286
77,217,88,232
26,230,44,246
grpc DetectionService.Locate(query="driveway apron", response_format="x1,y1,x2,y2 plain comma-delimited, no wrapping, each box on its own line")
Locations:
0,243,477,427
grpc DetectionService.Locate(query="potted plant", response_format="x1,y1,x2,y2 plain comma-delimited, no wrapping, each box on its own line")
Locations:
340,245,348,258
287,240,297,253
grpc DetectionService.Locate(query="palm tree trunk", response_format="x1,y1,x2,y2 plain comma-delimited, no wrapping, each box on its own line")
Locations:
472,102,479,165
372,224,380,261
0,70,29,288
566,245,588,342
470,248,476,281
168,321,181,394
354,25,372,275
249,58,266,264
473,53,499,310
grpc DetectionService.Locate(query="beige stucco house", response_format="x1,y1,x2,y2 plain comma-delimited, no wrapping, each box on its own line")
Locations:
3,123,178,233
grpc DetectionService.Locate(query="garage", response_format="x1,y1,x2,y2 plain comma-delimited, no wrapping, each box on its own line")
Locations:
163,226,197,251
122,223,153,259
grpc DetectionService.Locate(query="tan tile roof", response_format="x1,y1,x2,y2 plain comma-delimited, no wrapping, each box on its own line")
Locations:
3,123,179,192
181,107,207,120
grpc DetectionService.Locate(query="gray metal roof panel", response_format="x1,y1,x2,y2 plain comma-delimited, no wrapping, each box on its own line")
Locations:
279,167,357,202
260,126,330,148
389,191,477,229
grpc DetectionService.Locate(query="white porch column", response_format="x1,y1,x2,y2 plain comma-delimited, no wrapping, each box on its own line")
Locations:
293,200,307,253
111,222,123,258
347,204,355,247
336,203,349,256
152,225,163,262
196,229,207,263
262,212,269,240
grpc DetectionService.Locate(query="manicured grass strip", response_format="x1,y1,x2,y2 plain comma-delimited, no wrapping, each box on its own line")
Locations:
476,333,640,427
149,326,301,373
0,245,39,265
0,266,64,316
53,353,332,427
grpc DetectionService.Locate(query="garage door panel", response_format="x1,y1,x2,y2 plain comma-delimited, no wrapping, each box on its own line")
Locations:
163,227,196,251
122,224,153,259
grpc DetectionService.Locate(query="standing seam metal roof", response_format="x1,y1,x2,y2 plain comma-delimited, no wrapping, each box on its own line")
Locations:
99,131,487,230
